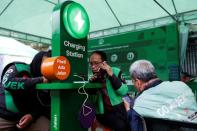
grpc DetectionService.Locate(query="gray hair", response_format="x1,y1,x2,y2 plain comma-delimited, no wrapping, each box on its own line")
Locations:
129,60,157,82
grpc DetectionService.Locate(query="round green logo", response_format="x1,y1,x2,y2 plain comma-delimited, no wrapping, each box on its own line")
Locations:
63,2,90,39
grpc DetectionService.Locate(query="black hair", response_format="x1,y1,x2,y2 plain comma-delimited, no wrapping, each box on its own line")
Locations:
91,51,107,61
30,50,51,77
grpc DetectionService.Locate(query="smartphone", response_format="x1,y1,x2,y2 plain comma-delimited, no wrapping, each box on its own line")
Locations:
96,68,107,79
99,68,107,75
123,95,132,103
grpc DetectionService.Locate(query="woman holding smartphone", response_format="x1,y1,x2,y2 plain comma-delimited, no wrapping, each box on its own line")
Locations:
89,51,130,131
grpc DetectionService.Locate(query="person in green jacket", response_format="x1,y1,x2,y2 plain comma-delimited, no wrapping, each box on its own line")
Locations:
0,50,51,131
89,51,130,131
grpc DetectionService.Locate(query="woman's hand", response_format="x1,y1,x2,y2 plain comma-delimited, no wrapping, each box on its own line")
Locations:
42,76,49,83
89,73,98,82
99,61,113,76
16,114,33,129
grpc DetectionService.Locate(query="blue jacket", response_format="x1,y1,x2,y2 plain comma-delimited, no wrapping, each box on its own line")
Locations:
127,108,145,131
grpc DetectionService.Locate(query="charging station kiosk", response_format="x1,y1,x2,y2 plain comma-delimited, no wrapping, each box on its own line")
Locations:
37,1,101,130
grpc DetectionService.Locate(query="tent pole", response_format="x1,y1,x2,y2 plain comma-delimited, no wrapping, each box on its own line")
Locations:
104,0,122,26
153,0,178,23
0,0,14,16
44,0,56,5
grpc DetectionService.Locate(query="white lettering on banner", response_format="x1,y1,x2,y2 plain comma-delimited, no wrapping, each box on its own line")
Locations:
56,71,67,76
64,40,86,51
58,65,65,70
66,50,83,59
156,90,190,117
53,114,58,130
57,59,66,64
43,61,54,67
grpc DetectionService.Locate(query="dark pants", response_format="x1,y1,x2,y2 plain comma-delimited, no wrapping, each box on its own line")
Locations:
96,103,130,131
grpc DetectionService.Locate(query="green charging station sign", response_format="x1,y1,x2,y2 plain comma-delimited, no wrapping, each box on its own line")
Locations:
52,1,90,82
63,2,90,39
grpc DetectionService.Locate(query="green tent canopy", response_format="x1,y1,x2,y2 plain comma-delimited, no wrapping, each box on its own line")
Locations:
0,0,196,40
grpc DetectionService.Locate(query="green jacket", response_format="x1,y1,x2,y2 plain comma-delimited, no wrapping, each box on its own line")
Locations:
0,62,44,120
92,67,128,114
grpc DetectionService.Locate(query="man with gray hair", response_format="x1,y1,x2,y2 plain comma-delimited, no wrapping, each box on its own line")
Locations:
129,60,159,92
123,60,197,131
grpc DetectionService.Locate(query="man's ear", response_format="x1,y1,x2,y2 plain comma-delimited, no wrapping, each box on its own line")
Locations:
135,79,140,86
136,79,145,91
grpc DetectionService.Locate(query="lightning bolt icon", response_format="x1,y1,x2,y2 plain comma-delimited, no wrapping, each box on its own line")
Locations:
74,11,84,31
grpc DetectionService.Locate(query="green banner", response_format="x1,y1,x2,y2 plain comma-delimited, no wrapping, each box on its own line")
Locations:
88,24,179,81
